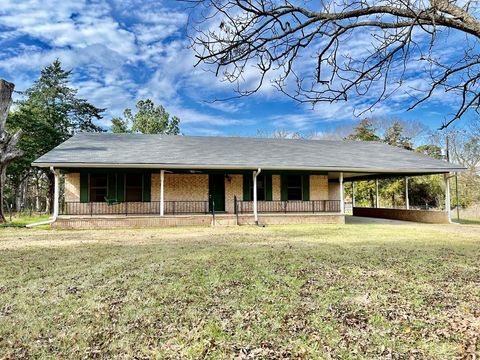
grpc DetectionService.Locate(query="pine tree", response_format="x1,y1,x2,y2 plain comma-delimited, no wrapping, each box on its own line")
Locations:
7,59,105,213
346,119,381,142
110,99,180,135
383,121,413,150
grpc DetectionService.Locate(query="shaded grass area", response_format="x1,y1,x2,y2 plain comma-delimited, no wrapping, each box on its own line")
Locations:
0,213,50,227
454,218,480,225
0,224,479,358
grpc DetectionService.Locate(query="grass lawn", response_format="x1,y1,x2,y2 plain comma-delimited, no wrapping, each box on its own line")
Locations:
0,223,479,359
454,218,480,225
0,213,50,227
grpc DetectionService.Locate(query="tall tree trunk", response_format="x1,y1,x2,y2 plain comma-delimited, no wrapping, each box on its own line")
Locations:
0,166,6,222
35,177,41,212
22,178,28,212
15,178,23,212
1,79,23,223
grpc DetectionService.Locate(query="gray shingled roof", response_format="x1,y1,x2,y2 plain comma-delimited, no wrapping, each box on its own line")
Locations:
32,133,464,173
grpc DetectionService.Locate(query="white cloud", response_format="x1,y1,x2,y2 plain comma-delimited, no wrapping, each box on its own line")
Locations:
1,0,466,135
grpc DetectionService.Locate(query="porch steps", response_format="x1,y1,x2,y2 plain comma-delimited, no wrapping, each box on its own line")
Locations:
213,215,238,226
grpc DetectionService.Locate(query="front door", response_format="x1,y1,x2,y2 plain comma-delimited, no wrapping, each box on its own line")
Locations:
209,174,225,212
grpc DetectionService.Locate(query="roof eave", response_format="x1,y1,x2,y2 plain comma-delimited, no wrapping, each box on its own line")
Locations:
31,161,466,174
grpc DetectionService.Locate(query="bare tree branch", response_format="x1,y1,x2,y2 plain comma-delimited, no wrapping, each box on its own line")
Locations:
188,0,480,128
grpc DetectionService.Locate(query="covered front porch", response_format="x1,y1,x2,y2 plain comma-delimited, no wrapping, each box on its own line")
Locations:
50,167,457,228
53,168,346,226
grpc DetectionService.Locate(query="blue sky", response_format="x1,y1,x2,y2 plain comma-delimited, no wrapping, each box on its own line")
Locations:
0,0,475,137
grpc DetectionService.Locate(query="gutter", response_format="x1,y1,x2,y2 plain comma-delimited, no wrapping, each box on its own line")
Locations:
31,162,466,174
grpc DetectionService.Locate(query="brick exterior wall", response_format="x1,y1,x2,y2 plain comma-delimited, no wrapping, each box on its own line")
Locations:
310,175,329,200
328,182,340,201
151,173,209,201
54,213,344,229
272,175,281,200
225,174,243,213
65,173,80,202
64,172,342,216
353,207,448,224
238,213,345,225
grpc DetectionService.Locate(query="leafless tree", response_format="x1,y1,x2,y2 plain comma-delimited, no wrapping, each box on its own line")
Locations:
0,80,23,222
449,130,480,171
256,128,304,138
189,0,480,128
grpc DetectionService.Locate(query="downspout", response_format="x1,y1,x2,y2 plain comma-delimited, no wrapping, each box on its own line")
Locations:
253,168,261,225
26,167,60,227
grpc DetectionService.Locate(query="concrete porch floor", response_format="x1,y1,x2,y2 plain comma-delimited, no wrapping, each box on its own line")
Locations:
345,215,414,225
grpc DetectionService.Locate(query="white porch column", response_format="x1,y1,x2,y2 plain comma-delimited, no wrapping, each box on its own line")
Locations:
352,182,356,208
375,179,379,208
52,167,60,218
444,173,451,223
160,170,165,216
405,176,410,210
339,172,344,214
253,168,261,223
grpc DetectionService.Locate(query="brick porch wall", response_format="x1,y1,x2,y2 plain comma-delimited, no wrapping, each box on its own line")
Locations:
151,173,208,201
65,173,80,202
310,175,329,200
63,173,339,214
272,175,281,200
225,174,243,213
353,207,448,224
328,182,340,200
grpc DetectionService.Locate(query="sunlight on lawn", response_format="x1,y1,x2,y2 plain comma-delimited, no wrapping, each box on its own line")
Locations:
0,223,479,358
0,213,50,227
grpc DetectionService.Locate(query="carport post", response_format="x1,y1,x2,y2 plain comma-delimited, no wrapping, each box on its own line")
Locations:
405,176,409,210
160,170,165,216
339,172,344,214
352,182,356,208
253,168,261,224
444,173,451,223
375,179,379,208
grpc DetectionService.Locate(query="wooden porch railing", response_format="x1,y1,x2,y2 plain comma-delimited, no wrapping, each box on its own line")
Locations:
235,200,341,214
62,201,209,216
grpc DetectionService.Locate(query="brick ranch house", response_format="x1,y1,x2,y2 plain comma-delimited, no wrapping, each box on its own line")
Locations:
32,133,464,228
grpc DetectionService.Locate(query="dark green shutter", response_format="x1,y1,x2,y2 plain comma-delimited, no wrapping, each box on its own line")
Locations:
281,175,288,201
80,172,89,203
302,175,310,201
243,174,251,201
116,173,125,202
107,174,116,199
265,175,272,201
143,172,151,202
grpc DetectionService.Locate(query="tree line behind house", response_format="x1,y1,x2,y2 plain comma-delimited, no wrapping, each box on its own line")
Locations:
258,120,480,213
2,60,179,221
1,60,479,221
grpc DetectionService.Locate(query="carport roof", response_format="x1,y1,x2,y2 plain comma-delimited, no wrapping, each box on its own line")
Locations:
33,133,465,175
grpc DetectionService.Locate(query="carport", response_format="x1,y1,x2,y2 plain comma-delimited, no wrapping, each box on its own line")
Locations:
336,167,464,224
